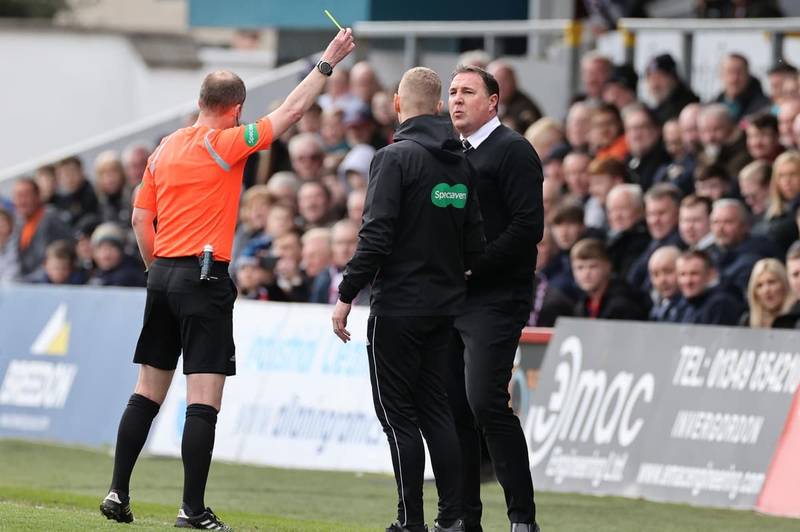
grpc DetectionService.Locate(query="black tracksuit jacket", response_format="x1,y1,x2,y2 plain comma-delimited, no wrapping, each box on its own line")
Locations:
338,114,484,316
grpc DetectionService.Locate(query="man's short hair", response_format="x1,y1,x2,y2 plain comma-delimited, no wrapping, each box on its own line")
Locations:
621,101,658,127
15,177,40,197
695,163,731,183
588,156,627,179
726,52,750,71
645,182,682,206
748,112,779,134
768,62,798,76
678,248,714,270
552,201,585,225
699,103,734,126
288,133,325,157
46,240,76,262
399,67,442,115
570,238,609,263
712,198,750,224
787,240,800,262
302,227,332,245
57,156,82,169
199,70,246,113
452,65,499,101
680,193,712,214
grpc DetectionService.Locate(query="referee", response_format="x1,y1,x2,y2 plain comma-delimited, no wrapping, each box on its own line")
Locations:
99,29,354,530
332,67,484,532
447,66,544,532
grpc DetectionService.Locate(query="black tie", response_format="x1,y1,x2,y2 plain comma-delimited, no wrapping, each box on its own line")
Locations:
462,138,473,152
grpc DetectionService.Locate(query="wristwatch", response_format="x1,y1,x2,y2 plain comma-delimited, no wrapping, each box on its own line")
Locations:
316,59,333,76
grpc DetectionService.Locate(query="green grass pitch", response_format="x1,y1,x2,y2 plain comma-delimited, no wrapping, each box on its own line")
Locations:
0,440,796,531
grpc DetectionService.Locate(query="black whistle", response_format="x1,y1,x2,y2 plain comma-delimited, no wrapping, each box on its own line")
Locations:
200,244,214,281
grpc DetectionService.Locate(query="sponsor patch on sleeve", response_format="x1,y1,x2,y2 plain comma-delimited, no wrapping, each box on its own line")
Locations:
244,123,259,147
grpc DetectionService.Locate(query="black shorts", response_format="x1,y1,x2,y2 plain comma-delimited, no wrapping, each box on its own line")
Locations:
133,257,237,376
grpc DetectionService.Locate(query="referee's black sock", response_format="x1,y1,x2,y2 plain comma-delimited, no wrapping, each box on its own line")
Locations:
110,393,160,498
181,403,218,516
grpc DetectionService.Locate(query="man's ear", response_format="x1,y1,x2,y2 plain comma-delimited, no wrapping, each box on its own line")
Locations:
489,93,499,114
394,93,401,115
436,100,443,114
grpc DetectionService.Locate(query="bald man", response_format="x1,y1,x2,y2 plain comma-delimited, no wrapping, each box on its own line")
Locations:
333,67,484,532
648,245,685,322
487,60,542,134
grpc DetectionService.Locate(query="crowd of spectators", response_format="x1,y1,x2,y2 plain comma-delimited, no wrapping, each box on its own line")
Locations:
4,42,800,330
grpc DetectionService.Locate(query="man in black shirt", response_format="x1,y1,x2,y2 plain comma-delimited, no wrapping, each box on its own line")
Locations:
332,67,484,532
447,65,543,532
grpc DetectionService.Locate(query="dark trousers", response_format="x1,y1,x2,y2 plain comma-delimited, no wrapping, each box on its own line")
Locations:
367,315,463,531
448,298,536,529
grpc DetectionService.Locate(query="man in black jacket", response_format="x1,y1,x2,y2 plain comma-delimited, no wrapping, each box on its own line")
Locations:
676,249,745,325
447,65,543,532
332,67,484,532
645,53,699,125
571,238,650,320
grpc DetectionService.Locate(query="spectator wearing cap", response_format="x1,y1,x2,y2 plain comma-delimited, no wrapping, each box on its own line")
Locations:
542,143,570,185
73,214,101,272
590,103,628,162
694,163,734,202
738,160,772,235
746,113,783,163
571,237,650,320
677,249,745,326
11,178,72,278
87,223,145,287
343,102,386,150
679,194,715,251
709,198,776,298
606,183,651,279
764,150,800,253
714,53,771,123
652,119,696,195
627,183,685,288
577,52,612,104
565,101,592,152
767,62,799,109
773,242,800,328
777,96,800,148
93,150,133,226
645,53,699,125
586,157,627,230
603,63,638,112
529,228,575,327
288,133,325,181
698,103,752,178
25,239,87,285
488,59,543,134
525,118,565,161
623,103,671,192
740,258,796,327
53,156,99,228
648,246,686,322
0,208,18,282
338,143,375,192
563,151,592,203
310,218,368,304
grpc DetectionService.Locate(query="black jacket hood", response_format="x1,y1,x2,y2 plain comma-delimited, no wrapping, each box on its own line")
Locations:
393,114,463,163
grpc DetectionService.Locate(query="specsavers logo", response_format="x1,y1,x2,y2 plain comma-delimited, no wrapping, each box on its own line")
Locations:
244,123,259,147
431,183,468,209
0,304,78,409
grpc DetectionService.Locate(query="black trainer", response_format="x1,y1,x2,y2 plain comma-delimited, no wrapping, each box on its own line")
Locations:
386,522,412,532
175,506,232,531
434,519,465,532
100,491,134,523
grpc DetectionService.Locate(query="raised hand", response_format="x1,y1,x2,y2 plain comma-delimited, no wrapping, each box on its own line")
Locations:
322,28,355,67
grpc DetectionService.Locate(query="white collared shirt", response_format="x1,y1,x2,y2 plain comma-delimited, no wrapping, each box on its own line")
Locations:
461,116,501,150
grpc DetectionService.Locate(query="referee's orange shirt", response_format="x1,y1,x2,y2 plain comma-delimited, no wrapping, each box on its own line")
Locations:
134,119,273,262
